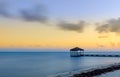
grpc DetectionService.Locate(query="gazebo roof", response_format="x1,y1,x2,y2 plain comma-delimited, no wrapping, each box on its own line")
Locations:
70,47,84,51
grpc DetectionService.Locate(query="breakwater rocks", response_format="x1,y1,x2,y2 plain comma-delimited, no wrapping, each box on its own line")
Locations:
73,63,120,77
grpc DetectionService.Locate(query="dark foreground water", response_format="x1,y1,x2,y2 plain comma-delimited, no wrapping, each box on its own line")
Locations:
0,52,120,77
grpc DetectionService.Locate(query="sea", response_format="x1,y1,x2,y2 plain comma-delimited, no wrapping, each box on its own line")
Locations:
0,50,120,77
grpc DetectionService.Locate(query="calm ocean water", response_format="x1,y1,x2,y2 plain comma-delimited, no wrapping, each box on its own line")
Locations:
0,51,120,77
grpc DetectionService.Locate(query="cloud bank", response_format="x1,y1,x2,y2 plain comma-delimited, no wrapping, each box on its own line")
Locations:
0,1,9,17
20,5,47,22
0,0,47,22
0,0,88,33
58,21,87,32
0,0,89,33
96,18,120,34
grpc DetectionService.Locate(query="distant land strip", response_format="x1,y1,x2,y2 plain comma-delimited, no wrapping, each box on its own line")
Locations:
72,63,120,77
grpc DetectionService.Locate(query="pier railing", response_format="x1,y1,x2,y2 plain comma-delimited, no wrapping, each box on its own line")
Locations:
70,52,120,57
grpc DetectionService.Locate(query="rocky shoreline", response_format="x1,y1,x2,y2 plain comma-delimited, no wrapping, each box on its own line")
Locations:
72,63,120,77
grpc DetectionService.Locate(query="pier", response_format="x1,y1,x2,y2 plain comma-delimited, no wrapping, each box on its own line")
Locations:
70,47,120,57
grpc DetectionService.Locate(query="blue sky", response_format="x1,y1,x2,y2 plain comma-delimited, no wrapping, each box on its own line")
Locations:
40,0,120,20
1,0,120,21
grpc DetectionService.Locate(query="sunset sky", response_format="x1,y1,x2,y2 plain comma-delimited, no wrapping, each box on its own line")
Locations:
1,0,120,50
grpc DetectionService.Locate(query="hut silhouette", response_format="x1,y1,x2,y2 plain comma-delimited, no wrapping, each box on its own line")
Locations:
70,47,84,57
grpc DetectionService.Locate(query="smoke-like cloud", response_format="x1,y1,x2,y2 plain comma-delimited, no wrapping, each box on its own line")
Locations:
20,5,47,22
0,0,88,33
58,21,87,32
0,1,10,17
0,0,47,22
96,18,120,33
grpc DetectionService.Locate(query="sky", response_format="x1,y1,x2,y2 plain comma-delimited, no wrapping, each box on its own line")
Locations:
1,0,120,50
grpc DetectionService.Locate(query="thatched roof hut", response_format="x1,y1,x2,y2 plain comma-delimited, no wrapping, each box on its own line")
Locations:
70,47,84,51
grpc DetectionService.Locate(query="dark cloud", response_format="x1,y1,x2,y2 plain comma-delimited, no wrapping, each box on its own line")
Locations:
0,1,9,17
96,18,120,33
0,0,47,22
58,21,86,32
20,5,47,22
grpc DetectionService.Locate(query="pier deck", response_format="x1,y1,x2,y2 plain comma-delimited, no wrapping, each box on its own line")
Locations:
70,47,120,57
71,54,120,57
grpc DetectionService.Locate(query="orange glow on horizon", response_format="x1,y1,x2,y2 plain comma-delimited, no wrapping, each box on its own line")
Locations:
0,19,120,49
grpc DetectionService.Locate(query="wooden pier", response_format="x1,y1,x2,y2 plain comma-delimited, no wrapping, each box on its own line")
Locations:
70,47,120,57
71,54,120,57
